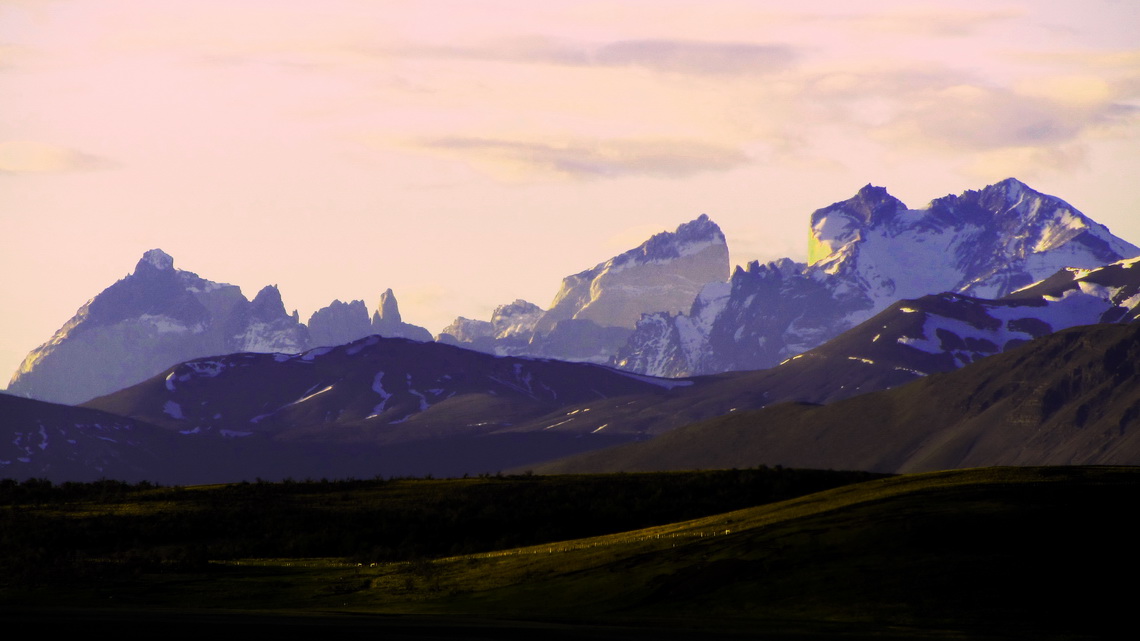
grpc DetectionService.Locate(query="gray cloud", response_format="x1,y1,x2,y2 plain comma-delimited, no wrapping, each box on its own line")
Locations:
593,40,796,75
417,137,750,179
389,37,797,76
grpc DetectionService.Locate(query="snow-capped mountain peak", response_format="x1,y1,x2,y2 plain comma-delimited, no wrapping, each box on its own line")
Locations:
808,185,907,265
617,178,1140,378
138,248,175,272
534,215,730,336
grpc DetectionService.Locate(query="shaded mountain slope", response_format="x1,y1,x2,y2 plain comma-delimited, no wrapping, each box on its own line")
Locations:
0,393,180,482
537,321,1140,474
82,335,682,445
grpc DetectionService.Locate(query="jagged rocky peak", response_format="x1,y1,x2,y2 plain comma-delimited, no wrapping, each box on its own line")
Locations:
614,178,1140,379
369,288,432,342
491,299,543,336
438,317,493,346
534,214,731,335
308,299,373,348
738,257,804,278
137,248,175,272
926,177,1083,232
249,285,287,320
615,213,725,267
808,185,907,265
938,176,1032,209
8,250,248,404
231,283,309,353
437,299,544,349
374,288,402,325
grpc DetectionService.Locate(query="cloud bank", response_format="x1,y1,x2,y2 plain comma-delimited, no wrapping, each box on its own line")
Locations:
416,136,750,180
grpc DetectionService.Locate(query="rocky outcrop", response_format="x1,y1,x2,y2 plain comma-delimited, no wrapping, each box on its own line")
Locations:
370,289,433,342
308,299,373,348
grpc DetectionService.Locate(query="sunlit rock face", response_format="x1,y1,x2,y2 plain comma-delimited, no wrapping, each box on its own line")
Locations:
533,214,730,336
488,299,544,340
7,250,308,405
438,299,544,353
616,179,1140,377
438,215,730,363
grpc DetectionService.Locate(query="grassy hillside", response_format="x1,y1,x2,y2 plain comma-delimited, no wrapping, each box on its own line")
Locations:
0,467,876,588
3,466,1133,639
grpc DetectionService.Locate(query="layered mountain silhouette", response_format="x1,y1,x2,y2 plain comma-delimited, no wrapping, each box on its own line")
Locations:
7,252,431,404
82,335,681,442
4,178,1140,483
537,320,1140,474
616,178,1139,377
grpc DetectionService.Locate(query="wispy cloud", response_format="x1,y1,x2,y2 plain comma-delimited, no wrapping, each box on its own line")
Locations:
965,143,1090,181
415,136,750,180
389,37,798,76
0,141,113,173
592,39,795,75
788,59,1139,158
877,82,1137,152
826,8,1024,37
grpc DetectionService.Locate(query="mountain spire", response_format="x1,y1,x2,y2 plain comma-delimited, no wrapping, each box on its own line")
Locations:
136,249,174,273
375,288,402,324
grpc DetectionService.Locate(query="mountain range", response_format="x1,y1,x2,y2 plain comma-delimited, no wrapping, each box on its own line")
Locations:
615,178,1139,377
3,178,1139,483
6,251,433,405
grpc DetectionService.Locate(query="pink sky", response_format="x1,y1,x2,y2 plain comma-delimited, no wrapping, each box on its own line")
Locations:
2,0,1139,387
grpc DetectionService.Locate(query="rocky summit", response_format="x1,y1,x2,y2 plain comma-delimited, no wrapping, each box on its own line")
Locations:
441,214,731,363
8,252,431,404
615,179,1140,377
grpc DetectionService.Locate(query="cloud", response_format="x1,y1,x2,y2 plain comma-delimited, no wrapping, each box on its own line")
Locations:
415,136,750,180
965,144,1090,181
832,8,1024,38
0,141,113,173
391,37,797,76
792,61,1139,157
878,83,1137,151
592,39,796,75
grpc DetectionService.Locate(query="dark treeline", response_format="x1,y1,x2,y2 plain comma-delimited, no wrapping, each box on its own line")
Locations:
0,478,162,505
1,468,885,586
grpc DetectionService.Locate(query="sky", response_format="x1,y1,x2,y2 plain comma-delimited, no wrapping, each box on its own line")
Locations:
2,0,1139,386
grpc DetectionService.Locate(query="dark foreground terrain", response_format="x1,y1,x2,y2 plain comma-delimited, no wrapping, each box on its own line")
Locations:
3,466,1134,639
